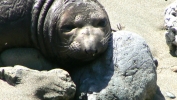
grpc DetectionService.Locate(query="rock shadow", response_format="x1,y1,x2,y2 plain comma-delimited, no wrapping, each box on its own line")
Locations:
153,86,165,100
70,34,114,100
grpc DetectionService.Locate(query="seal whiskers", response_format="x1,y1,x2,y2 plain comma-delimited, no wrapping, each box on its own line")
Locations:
101,30,112,45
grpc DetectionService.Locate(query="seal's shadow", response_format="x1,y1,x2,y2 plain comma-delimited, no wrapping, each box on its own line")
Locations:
70,35,114,99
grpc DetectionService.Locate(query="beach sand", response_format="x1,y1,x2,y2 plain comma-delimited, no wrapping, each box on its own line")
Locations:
98,0,177,99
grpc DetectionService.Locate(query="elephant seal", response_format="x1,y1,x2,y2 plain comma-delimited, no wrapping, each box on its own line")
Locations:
0,0,111,67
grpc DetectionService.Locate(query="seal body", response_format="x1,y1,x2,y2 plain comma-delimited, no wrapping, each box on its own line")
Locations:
0,0,111,67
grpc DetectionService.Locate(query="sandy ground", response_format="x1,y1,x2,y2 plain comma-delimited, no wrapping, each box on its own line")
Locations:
98,0,177,99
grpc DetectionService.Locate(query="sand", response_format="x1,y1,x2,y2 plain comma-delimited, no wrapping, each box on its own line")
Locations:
98,0,177,99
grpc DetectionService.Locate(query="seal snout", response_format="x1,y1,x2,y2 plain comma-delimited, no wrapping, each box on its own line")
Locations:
85,49,98,55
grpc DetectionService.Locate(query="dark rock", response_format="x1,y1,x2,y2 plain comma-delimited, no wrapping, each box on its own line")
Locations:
71,31,157,100
0,65,76,100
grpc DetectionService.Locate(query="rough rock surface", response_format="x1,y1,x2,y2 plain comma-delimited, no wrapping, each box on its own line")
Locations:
164,0,177,55
71,31,157,100
164,0,177,29
0,65,76,100
164,1,177,29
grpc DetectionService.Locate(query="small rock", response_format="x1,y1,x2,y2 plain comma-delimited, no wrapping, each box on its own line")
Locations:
166,92,176,99
171,66,177,72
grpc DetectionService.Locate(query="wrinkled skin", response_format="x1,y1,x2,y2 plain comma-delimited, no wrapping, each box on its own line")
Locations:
0,0,111,67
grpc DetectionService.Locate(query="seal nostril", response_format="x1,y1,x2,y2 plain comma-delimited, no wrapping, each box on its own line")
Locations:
85,49,98,55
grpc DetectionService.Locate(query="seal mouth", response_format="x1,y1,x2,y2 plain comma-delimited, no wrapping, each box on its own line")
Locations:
85,49,98,56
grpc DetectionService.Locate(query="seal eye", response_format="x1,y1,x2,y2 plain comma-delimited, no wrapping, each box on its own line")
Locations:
96,19,107,27
61,25,76,32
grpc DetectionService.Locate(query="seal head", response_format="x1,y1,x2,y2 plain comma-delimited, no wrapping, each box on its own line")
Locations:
33,0,111,66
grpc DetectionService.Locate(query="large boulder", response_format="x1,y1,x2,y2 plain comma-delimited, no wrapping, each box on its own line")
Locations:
71,31,157,100
0,65,76,100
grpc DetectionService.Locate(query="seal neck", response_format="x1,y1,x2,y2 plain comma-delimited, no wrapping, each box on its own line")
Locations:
31,0,63,57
